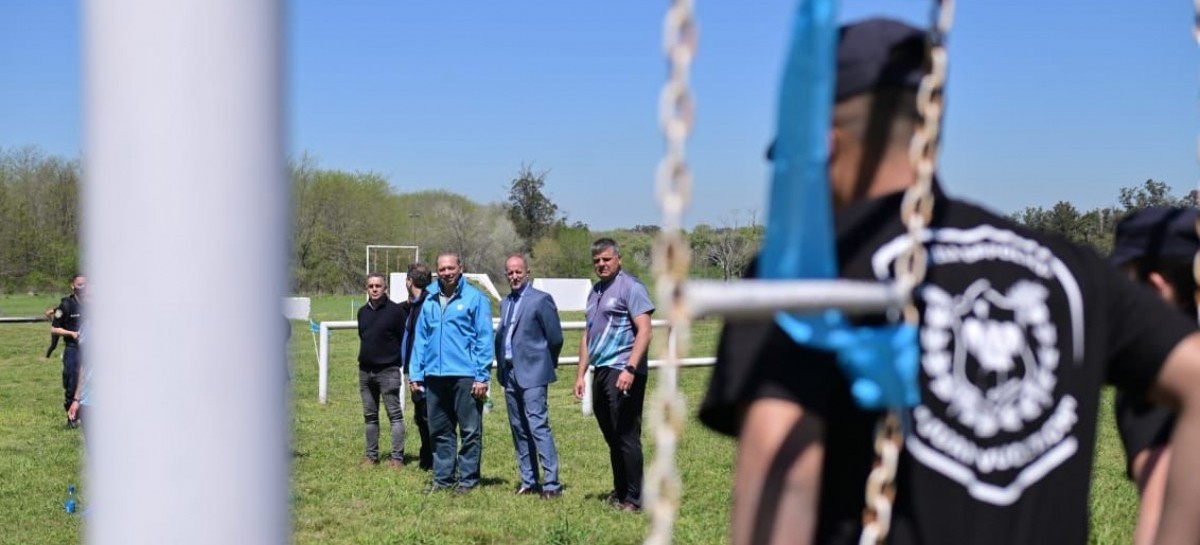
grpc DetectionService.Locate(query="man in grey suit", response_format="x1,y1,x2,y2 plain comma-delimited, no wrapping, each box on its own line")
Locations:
497,254,565,499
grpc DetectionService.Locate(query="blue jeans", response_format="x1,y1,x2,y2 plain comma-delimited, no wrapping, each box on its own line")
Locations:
426,376,483,489
502,365,560,491
359,366,406,462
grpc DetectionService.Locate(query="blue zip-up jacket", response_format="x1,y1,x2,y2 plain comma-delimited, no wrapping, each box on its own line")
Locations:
409,275,495,383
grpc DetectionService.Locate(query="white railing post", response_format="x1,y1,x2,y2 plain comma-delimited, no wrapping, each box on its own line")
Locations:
83,0,287,544
319,323,331,404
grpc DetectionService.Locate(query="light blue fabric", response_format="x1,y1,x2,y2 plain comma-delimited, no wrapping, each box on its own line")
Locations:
410,276,495,383
496,287,563,389
757,0,919,410
584,271,655,373
503,375,560,492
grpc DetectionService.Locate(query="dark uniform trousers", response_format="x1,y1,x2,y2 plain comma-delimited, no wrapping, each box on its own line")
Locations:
592,366,647,506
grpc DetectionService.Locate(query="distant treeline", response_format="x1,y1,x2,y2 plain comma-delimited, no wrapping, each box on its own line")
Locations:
6,145,1187,295
0,147,764,295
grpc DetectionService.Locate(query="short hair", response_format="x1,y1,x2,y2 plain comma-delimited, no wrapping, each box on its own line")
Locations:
1129,257,1198,319
407,263,432,288
70,274,85,283
591,238,620,257
505,253,529,271
436,252,462,268
365,272,386,286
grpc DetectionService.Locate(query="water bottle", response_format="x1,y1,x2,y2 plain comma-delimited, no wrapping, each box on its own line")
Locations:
64,484,77,514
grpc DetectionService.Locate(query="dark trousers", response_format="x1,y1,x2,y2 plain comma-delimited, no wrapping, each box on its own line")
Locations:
359,366,406,461
62,347,80,416
592,366,647,506
426,376,484,489
411,388,432,469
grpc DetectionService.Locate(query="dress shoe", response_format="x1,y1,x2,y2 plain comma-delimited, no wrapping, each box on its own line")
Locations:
514,486,538,496
540,490,562,500
619,501,642,513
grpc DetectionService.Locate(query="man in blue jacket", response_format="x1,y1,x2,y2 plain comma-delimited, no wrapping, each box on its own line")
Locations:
496,254,565,499
409,252,495,494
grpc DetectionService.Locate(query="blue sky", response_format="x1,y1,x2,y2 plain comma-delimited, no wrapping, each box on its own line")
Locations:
1,1,1197,230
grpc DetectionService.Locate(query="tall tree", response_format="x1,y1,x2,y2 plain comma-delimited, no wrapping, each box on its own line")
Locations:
505,164,560,253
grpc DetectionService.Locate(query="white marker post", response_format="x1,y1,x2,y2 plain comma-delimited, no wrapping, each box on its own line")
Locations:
83,1,288,544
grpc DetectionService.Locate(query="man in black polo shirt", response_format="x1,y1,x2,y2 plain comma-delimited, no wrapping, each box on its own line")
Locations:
49,274,85,428
357,273,408,468
699,18,1200,545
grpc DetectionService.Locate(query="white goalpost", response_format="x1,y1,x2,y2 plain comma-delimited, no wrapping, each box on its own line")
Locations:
364,244,419,279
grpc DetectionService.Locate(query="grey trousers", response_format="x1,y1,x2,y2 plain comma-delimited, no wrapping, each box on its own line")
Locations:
359,366,406,461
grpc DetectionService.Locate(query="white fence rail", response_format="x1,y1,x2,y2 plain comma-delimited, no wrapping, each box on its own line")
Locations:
315,318,715,413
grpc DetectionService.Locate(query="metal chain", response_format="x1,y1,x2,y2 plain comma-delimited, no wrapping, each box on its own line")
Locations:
645,1,696,544
861,2,955,544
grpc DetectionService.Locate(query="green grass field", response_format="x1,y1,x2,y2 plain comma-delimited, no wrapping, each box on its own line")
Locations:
0,295,1138,544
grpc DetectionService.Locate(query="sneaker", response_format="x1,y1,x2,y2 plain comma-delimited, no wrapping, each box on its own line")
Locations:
540,490,562,500
604,491,621,507
619,501,642,513
452,485,475,496
387,459,405,470
360,457,379,468
514,486,538,496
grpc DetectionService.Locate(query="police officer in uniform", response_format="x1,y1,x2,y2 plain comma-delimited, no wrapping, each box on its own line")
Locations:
50,274,85,428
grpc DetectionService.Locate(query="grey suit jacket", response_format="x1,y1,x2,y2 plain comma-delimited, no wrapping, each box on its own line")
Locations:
495,286,564,389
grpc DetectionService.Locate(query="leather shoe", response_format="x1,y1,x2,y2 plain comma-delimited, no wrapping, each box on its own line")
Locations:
540,490,562,500
619,501,642,513
387,459,405,469
514,486,538,496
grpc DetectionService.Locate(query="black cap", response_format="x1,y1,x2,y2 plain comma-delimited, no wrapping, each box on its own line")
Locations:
767,18,926,160
1110,207,1200,267
835,18,926,102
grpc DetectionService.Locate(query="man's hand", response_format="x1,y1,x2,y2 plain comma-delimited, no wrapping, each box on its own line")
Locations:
574,377,586,400
471,381,489,399
615,368,635,393
409,381,423,393
68,400,79,421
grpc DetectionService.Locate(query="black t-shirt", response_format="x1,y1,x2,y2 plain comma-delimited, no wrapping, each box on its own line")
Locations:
51,295,83,348
699,186,1197,545
356,297,407,367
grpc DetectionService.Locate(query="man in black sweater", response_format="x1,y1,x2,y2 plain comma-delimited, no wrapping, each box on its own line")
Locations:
357,273,408,468
400,263,434,470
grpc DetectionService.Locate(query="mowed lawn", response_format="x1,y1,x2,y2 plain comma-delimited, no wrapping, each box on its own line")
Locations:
0,295,1138,544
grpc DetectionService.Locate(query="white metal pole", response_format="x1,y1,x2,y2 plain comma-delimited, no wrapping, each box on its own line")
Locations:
83,1,288,544
319,323,331,404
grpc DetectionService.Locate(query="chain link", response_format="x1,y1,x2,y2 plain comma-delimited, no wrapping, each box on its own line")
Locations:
861,2,955,544
645,1,696,544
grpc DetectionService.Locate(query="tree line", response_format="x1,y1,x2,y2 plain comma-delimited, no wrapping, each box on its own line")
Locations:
0,147,764,295
15,145,1176,296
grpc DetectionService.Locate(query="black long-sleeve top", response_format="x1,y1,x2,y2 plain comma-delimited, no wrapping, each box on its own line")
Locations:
356,297,407,367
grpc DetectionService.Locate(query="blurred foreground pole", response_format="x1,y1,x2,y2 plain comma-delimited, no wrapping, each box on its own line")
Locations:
83,1,289,543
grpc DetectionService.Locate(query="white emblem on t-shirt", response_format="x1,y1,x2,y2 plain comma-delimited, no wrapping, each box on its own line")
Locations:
872,225,1084,506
